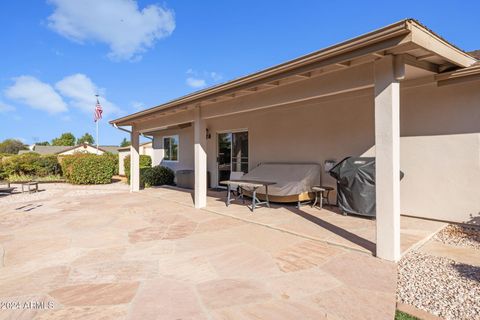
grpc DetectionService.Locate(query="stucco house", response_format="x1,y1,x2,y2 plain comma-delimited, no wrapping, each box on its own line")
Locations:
111,19,480,262
118,141,154,175
20,143,119,155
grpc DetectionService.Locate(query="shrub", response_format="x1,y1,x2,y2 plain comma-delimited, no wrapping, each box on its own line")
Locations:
61,154,116,184
0,165,5,180
141,165,175,187
124,154,151,180
7,174,64,183
59,154,77,180
103,152,119,175
1,153,61,179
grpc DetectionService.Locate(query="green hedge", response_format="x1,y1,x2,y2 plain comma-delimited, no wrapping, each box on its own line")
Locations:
141,165,175,187
0,153,61,180
60,154,116,184
104,152,119,175
124,154,151,180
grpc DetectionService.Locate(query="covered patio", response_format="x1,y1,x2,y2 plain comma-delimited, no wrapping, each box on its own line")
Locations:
142,186,446,256
111,19,477,262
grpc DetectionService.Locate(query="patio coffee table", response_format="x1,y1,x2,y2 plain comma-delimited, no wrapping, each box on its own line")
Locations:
221,179,276,212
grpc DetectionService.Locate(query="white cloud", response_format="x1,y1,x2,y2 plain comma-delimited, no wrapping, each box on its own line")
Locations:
4,76,67,113
186,77,207,88
0,100,15,113
185,69,222,89
47,0,175,61
55,73,121,116
210,72,223,82
131,101,146,111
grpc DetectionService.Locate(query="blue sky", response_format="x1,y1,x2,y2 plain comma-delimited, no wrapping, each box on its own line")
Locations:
0,1,479,146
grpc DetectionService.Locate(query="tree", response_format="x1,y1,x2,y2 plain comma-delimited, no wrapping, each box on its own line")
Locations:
0,139,27,154
51,132,76,146
36,141,50,146
77,133,95,145
120,138,131,147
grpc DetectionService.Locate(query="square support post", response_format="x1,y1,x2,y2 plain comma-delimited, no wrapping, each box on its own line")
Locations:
130,129,140,192
194,107,207,208
374,55,402,262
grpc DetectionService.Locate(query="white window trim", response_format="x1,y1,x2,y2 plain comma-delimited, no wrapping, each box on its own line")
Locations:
162,135,179,163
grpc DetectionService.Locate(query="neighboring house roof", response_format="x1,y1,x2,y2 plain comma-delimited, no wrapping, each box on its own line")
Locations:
110,19,478,126
18,144,120,155
96,146,120,154
19,145,70,155
468,50,480,65
118,141,152,151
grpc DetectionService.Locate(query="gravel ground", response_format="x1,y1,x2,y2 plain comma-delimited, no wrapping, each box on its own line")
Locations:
397,251,480,320
434,224,480,249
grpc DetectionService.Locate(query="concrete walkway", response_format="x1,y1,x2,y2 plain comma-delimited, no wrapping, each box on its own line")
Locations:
0,183,438,319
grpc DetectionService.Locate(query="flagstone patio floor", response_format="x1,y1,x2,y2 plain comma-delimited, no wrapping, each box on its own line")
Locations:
0,183,445,319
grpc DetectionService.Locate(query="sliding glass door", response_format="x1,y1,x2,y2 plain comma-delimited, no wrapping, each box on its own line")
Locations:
217,131,248,187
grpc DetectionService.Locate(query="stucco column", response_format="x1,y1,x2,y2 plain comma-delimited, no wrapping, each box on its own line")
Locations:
194,107,207,208
374,55,402,262
130,129,140,192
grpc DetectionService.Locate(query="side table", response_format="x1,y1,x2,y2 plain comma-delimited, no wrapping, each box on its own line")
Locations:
311,186,334,209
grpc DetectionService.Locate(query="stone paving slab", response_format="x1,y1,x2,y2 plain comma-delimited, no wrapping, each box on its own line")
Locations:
419,239,480,266
144,186,446,256
0,183,418,319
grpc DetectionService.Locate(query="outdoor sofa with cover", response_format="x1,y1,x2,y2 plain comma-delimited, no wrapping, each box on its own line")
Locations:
240,163,321,205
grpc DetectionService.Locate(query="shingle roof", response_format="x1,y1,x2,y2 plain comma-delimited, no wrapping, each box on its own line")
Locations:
18,144,120,155
117,141,152,151
468,50,480,65
20,145,70,155
99,146,120,154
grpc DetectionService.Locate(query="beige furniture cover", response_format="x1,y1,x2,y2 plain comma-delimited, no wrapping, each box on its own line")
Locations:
241,163,321,196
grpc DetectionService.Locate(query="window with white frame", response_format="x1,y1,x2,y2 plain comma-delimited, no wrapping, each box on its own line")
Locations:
163,135,179,161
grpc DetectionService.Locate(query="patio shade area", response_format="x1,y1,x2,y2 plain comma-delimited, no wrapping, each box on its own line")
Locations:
111,19,480,262
143,186,446,256
0,183,445,319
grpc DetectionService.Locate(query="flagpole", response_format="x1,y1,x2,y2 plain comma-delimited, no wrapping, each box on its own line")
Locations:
96,118,99,154
95,94,99,155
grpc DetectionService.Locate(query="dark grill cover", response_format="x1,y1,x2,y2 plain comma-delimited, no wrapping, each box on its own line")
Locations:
329,157,376,217
329,157,404,217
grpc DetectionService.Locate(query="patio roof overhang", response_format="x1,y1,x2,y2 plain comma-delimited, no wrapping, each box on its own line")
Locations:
110,19,477,127
119,19,478,262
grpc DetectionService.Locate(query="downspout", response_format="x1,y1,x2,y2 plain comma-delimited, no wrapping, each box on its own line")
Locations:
112,123,153,140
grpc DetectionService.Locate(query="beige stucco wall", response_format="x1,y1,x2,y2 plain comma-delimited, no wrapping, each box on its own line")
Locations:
59,145,106,155
118,143,154,176
118,150,128,176
153,127,194,172
398,80,480,222
149,74,480,223
363,133,480,222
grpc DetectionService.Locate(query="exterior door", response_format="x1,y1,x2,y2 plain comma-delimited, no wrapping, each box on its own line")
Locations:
217,131,248,187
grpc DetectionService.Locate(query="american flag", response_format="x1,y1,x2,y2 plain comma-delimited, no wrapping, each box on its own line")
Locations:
94,97,103,122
